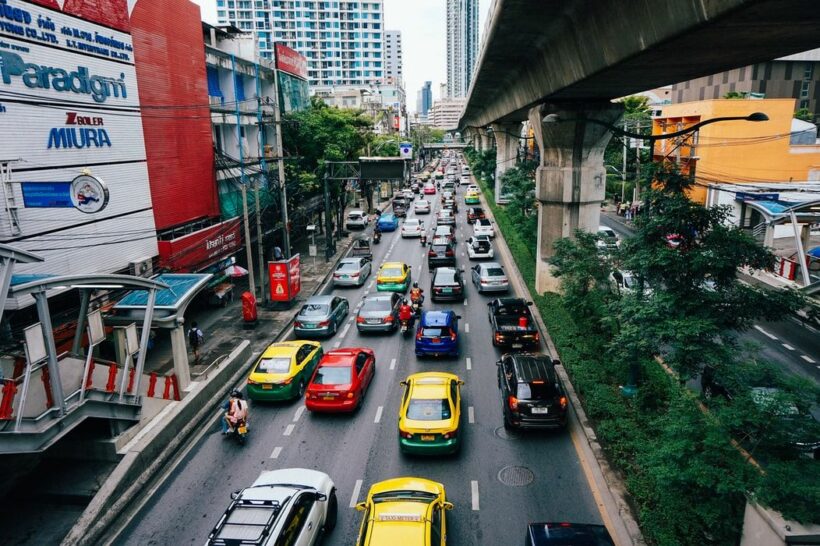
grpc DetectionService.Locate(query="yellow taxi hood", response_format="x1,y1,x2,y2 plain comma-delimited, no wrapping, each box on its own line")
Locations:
368,477,443,498
367,502,428,545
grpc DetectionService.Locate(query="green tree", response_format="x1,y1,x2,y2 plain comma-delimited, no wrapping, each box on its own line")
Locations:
723,91,748,99
550,230,613,328
603,95,652,201
795,107,815,122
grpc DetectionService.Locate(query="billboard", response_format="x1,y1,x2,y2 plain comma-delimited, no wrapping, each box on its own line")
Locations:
268,254,301,302
275,43,308,80
157,218,242,273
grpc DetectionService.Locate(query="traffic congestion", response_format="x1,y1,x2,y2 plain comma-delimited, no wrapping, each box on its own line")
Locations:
121,152,605,546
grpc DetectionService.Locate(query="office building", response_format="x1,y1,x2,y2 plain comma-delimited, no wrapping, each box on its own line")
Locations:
216,0,386,88
446,0,479,98
431,98,467,129
417,81,433,116
385,30,403,85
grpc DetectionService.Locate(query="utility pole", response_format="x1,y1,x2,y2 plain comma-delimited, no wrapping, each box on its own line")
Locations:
272,69,291,259
634,121,641,203
621,119,628,202
254,178,266,303
323,170,334,261
240,183,256,295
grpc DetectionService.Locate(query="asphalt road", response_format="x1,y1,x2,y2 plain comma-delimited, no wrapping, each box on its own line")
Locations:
117,181,602,545
600,214,820,384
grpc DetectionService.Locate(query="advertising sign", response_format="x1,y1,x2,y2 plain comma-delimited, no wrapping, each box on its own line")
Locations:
288,254,301,299
399,142,412,159
275,43,308,80
268,254,302,302
157,218,242,272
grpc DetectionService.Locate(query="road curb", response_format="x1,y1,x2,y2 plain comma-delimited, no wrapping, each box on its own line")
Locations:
476,181,645,546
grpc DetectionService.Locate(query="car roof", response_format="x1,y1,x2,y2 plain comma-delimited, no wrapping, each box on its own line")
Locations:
480,262,503,270
340,257,362,264
526,522,615,546
305,295,334,305
260,340,318,358
381,261,405,268
349,210,365,215
510,354,556,383
320,348,368,366
421,310,455,326
407,372,459,399
495,297,526,306
431,237,451,245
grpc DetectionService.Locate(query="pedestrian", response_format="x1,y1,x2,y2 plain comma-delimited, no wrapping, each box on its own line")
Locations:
188,321,204,363
273,246,284,261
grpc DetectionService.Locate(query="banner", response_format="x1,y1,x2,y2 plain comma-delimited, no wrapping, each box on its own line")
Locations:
268,254,301,302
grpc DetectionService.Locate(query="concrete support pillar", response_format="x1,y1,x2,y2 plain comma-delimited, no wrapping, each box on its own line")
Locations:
480,131,492,152
492,122,522,202
170,324,191,390
529,102,622,293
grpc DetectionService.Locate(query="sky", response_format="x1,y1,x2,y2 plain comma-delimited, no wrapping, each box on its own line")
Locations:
191,0,491,112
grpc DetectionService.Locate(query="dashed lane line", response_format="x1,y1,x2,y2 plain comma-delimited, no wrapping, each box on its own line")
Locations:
468,406,475,424
293,406,306,422
753,325,778,340
782,343,795,351
333,341,341,348
340,323,351,338
471,480,480,511
801,355,816,364
464,323,470,333
348,317,354,323
367,281,374,289
390,358,396,370
283,424,295,436
374,405,384,424
349,479,363,508
270,446,282,459
466,357,472,370
463,300,468,306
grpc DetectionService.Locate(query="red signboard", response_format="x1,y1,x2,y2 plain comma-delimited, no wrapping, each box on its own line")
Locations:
275,43,308,80
157,219,242,272
268,254,301,302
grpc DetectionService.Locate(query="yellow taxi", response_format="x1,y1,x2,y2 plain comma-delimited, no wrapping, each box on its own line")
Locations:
398,372,463,455
464,190,480,205
355,477,453,546
246,341,323,401
376,261,411,293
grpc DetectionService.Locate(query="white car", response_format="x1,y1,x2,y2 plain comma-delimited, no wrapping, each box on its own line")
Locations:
402,189,414,200
345,210,368,230
414,199,431,214
466,236,494,259
207,468,337,545
597,226,620,251
473,218,495,238
401,218,424,238
465,184,480,194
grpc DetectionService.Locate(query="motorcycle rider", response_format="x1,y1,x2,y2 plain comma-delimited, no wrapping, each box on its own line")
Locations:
410,282,424,306
222,389,249,434
373,221,382,243
398,298,415,328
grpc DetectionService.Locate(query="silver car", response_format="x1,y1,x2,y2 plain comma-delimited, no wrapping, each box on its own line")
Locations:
294,295,349,337
415,199,431,214
356,293,402,333
471,262,510,294
333,257,371,287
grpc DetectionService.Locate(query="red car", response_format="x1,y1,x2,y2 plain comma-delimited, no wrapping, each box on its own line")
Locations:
305,348,375,413
423,183,436,195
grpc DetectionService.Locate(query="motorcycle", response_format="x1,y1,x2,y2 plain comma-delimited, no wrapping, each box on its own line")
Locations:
420,233,427,246
373,231,382,244
227,418,249,445
410,294,424,314
400,317,413,337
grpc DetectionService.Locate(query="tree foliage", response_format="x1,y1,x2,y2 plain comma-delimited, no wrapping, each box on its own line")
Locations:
795,107,815,123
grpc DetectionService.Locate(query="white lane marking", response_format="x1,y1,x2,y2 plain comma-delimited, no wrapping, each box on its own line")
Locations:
390,358,396,370
340,323,351,337
801,355,816,364
464,323,470,333
270,446,283,459
348,316,355,323
753,325,778,340
471,480,479,510
463,300,468,306
374,405,384,423
367,281,374,289
293,406,306,422
333,341,341,348
468,406,475,424
466,357,472,370
782,343,795,351
349,479,363,508
283,424,295,436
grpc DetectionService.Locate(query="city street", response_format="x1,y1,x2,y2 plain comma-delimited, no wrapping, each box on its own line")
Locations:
117,188,603,544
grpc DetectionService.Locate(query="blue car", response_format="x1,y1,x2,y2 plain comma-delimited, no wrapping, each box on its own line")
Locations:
377,213,399,232
415,310,461,358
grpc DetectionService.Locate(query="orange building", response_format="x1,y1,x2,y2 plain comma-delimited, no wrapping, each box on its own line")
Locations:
651,99,820,203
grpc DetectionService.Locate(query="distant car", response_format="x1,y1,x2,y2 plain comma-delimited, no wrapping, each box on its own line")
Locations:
401,218,424,238
466,207,485,224
414,199,431,214
441,181,456,193
356,293,402,333
497,353,568,430
441,191,453,201
430,266,466,302
354,477,453,545
333,257,371,287
488,298,539,349
294,295,349,337
473,218,495,238
464,190,480,205
415,310,461,358
398,372,463,455
596,226,619,251
471,262,509,293
377,213,399,232
208,468,337,545
376,261,411,293
427,237,456,268
436,209,456,226
346,210,369,230
746,387,820,460
423,183,436,195
402,189,415,200
525,522,615,546
433,225,455,242
246,341,323,401
305,347,375,413
411,182,421,193
609,269,651,295
465,184,479,193
466,236,494,260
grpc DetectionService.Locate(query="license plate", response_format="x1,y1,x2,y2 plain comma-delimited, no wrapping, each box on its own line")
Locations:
367,319,380,324
512,343,523,349
443,288,452,294
303,324,316,329
432,337,441,343
531,407,549,415
421,434,435,441
262,384,273,390
341,275,349,279
238,425,247,434
322,396,335,401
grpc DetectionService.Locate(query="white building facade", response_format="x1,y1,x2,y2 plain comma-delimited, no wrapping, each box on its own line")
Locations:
384,29,402,85
431,98,467,130
216,0,386,88
446,0,479,98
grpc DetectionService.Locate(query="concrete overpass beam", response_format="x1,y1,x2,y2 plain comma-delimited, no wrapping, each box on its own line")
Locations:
529,102,622,293
491,122,522,202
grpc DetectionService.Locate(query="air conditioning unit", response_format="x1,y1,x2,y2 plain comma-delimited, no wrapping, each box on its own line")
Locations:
129,257,153,278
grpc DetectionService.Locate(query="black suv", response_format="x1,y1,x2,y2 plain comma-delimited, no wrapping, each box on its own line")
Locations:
427,237,456,268
497,353,568,430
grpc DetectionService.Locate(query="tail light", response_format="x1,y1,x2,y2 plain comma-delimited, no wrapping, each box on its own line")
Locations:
351,272,360,278
400,431,413,439
534,332,540,343
442,431,456,440
306,392,316,399
559,396,568,410
508,395,519,411
278,377,293,385
494,333,503,342
346,392,355,399
385,315,394,323
434,287,442,293
416,329,423,340
318,320,330,327
294,321,302,328
450,331,457,341
247,378,258,385
356,316,366,324
445,249,454,256
428,250,436,257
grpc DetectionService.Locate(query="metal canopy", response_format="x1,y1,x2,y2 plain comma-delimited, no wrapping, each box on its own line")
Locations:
739,197,820,224
10,273,168,296
111,273,212,327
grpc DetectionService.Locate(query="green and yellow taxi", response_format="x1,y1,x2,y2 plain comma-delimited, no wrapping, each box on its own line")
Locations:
376,261,411,293
464,190,480,205
246,341,323,401
398,372,463,455
355,477,453,546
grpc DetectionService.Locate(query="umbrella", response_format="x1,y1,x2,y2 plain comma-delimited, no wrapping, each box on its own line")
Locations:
224,264,249,278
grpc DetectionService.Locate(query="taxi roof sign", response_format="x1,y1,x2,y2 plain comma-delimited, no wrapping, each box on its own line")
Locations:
377,513,424,522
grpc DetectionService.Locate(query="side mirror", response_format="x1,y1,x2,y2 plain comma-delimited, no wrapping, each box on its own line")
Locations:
552,359,561,367
400,380,407,386
443,502,454,511
315,492,328,501
458,380,465,385
355,501,367,512
526,301,533,306
456,315,462,320
230,490,242,500
496,359,502,366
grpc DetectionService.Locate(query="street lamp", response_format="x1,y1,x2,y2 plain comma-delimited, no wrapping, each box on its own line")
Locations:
605,164,626,202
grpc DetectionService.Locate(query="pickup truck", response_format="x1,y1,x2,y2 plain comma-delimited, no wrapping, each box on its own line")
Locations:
487,298,540,349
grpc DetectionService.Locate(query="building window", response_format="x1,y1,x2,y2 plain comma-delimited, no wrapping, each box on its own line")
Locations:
801,80,810,99
805,64,815,80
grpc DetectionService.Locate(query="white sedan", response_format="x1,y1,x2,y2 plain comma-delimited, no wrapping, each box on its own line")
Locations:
473,218,495,238
466,236,494,260
414,199,431,214
401,218,424,238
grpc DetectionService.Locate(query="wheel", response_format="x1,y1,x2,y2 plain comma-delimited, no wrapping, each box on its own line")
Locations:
324,489,338,533
503,406,513,430
296,379,306,399
330,321,338,336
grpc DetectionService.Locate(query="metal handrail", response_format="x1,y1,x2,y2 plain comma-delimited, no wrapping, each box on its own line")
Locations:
192,354,229,380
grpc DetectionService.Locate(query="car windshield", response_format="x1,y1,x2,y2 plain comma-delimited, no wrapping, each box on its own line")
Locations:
371,490,437,503
407,398,452,420
486,267,504,277
517,381,559,400
497,305,526,316
312,366,351,385
337,262,359,271
422,327,451,337
363,298,392,312
435,271,457,283
300,303,329,316
348,213,362,219
431,244,449,253
256,357,291,373
435,228,451,235
405,220,420,227
381,267,403,277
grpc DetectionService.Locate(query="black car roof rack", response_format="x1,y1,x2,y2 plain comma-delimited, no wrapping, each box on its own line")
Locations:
207,496,287,546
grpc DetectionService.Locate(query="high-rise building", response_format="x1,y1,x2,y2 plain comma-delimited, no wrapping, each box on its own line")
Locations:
418,81,433,115
446,0,479,98
216,0,386,88
385,30,403,85
431,98,467,129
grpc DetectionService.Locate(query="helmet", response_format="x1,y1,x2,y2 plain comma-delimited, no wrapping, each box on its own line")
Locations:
413,282,419,288
403,298,408,305
231,389,243,399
